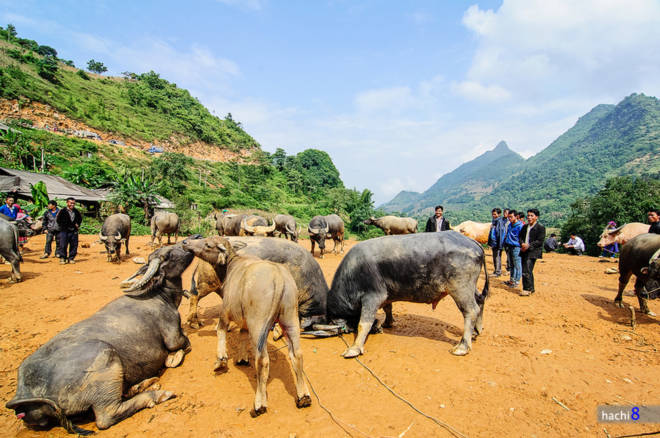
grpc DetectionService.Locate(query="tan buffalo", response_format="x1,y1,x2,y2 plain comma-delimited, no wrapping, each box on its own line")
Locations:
183,236,312,417
597,222,649,248
240,217,277,236
454,221,491,244
363,215,417,235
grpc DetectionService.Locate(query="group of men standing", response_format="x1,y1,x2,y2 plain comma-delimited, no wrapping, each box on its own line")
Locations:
487,207,546,297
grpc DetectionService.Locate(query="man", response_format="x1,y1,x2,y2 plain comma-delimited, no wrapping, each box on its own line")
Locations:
0,195,18,219
424,205,450,232
488,208,507,277
503,210,522,288
519,208,546,297
649,209,660,234
502,208,511,273
40,200,60,259
56,197,82,264
544,233,559,252
563,233,585,255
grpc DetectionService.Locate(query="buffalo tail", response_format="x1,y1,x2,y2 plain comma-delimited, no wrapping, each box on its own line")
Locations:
257,273,285,354
475,250,489,304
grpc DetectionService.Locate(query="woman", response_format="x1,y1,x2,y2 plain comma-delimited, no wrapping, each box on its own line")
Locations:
600,221,619,258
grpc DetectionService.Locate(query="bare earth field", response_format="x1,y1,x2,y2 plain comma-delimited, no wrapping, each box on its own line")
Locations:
1,235,658,438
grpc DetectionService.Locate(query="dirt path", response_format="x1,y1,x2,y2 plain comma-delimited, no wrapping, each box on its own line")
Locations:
1,235,658,437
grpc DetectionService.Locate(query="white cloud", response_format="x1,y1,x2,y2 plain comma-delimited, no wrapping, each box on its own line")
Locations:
452,80,511,102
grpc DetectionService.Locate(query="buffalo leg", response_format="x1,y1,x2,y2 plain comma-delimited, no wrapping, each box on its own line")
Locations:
382,303,394,328
450,292,480,356
235,328,251,366
125,236,130,255
310,240,315,257
3,250,21,283
186,293,201,329
251,346,269,417
214,310,230,372
474,289,485,337
635,277,656,316
125,377,160,397
342,294,384,358
282,321,311,409
616,271,633,307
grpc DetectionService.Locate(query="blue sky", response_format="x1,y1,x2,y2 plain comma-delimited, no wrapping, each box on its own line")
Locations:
3,0,660,204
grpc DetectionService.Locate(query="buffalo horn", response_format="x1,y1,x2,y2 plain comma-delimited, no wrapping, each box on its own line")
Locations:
99,232,107,241
650,248,660,263
115,232,122,240
241,217,255,233
308,225,321,235
608,226,623,235
122,258,161,293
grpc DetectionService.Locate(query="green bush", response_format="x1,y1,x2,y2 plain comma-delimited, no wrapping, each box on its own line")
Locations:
77,69,90,80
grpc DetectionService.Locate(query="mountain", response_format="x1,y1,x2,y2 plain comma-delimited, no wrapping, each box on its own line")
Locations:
381,93,660,226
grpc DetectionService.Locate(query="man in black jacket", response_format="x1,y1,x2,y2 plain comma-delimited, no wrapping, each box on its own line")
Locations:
519,208,546,296
56,197,83,264
40,200,60,259
424,205,451,232
648,209,660,234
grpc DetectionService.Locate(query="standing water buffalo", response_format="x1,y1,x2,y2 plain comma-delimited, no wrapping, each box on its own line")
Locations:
99,213,131,262
598,222,650,248
274,214,300,241
0,219,21,283
240,217,277,236
5,243,197,434
613,233,660,316
183,237,312,417
363,215,417,235
454,221,491,244
308,214,344,258
185,236,328,330
150,212,180,246
326,231,489,357
214,213,237,236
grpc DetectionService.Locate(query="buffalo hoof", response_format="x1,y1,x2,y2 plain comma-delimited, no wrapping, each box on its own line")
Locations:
296,395,312,408
165,349,185,368
155,390,175,404
188,320,201,330
382,320,394,329
214,358,228,372
451,344,470,356
235,358,250,366
342,346,363,358
614,300,624,308
250,406,267,418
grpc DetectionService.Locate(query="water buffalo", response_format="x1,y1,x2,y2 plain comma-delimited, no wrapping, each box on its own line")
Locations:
217,214,267,236
183,236,312,417
274,214,300,242
150,212,180,246
5,243,196,434
308,214,344,258
598,222,649,248
326,231,489,357
214,213,237,236
0,219,21,283
363,215,417,235
99,213,131,262
614,233,660,315
185,236,328,330
240,217,276,236
454,221,491,244
0,213,39,238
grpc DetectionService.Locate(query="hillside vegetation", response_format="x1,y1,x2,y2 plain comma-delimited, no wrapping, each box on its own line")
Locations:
383,94,660,227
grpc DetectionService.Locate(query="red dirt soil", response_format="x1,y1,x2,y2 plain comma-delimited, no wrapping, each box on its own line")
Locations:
1,235,658,437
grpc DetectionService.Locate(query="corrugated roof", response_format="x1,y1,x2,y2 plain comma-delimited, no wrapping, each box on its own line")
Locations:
0,167,107,202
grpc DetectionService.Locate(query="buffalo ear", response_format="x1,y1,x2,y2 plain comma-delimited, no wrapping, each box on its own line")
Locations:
641,267,649,275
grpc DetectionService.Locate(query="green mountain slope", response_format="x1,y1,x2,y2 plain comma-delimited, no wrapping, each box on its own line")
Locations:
382,93,660,226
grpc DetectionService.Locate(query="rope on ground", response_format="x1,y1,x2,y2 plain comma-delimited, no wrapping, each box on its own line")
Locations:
339,334,469,438
615,431,660,438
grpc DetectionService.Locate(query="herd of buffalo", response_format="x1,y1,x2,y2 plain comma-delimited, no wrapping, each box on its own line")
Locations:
1,210,660,434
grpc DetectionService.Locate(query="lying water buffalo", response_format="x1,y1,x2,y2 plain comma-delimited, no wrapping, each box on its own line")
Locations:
185,236,328,330
598,222,649,248
308,214,344,258
326,231,489,357
274,214,300,241
0,219,21,283
614,233,660,315
363,215,417,235
5,243,196,434
183,236,312,417
240,217,276,236
150,211,180,246
99,213,131,262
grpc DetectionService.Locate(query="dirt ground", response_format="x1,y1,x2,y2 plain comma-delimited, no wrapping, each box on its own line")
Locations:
1,234,658,438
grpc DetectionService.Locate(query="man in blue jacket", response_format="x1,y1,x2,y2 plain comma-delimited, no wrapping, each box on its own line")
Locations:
0,195,19,219
488,208,507,277
503,210,523,288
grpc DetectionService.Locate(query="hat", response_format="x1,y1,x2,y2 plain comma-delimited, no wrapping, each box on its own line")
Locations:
608,221,616,226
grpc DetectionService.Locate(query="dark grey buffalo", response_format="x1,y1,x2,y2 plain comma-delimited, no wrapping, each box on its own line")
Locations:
0,219,21,283
274,214,300,242
186,236,328,330
307,214,345,258
614,233,660,316
5,243,196,434
99,213,131,262
363,215,418,235
326,231,489,357
150,211,180,246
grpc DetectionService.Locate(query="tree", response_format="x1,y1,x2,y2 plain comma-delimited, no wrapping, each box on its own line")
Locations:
111,169,160,223
36,45,57,57
6,24,16,41
87,59,108,74
37,56,58,83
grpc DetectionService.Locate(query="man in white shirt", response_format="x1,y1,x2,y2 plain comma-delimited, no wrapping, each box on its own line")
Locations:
563,233,585,255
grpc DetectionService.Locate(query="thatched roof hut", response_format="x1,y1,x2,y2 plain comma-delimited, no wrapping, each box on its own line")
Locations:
0,167,106,204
